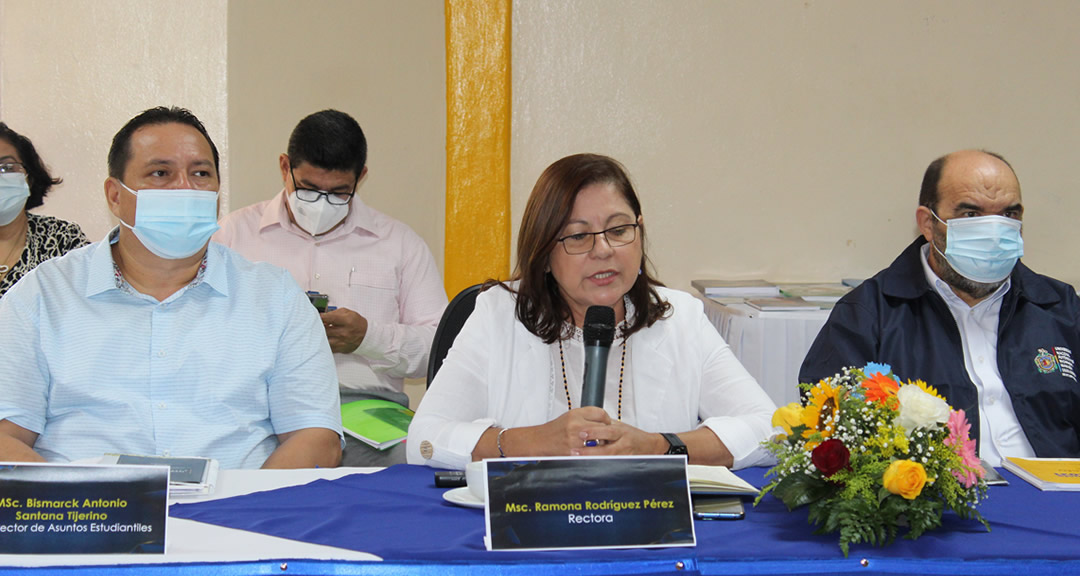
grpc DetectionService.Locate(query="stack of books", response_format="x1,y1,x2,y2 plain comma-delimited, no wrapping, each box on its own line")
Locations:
691,279,780,299
1003,457,1080,491
342,399,414,450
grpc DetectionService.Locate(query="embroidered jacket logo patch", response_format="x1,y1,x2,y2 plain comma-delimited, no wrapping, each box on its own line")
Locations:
1034,347,1077,382
1034,348,1058,374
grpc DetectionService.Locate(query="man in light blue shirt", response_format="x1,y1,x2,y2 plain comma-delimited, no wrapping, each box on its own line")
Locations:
0,107,343,469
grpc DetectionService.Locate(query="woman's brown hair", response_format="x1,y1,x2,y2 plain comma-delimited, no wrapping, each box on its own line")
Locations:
506,153,670,343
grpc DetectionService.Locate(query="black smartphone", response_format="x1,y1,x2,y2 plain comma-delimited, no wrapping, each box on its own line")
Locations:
434,471,467,488
306,291,330,313
692,497,745,520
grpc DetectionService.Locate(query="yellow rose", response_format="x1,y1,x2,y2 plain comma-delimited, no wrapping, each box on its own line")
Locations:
771,403,803,435
883,459,927,500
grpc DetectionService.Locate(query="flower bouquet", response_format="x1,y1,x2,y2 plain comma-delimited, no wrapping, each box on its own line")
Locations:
758,363,989,556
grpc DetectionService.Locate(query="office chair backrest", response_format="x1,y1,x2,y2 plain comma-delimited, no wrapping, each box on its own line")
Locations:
426,284,483,386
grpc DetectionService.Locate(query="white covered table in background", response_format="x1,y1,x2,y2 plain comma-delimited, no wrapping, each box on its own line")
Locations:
698,295,831,406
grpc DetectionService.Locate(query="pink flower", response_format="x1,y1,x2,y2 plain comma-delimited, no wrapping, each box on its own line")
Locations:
945,409,983,488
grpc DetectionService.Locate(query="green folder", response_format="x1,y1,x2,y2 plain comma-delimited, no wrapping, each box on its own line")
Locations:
341,399,414,450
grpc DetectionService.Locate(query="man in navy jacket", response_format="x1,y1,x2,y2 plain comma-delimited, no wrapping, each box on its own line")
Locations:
800,150,1080,465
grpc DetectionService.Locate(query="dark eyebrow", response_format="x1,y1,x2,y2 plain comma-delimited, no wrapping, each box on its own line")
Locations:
564,212,635,229
297,178,352,194
954,202,983,212
0,155,19,163
1006,203,1024,213
143,158,177,168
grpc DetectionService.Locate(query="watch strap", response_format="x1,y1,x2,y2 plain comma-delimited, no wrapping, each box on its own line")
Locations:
661,432,687,455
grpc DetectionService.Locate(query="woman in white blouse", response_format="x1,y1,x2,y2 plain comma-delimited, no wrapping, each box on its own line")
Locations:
407,154,776,470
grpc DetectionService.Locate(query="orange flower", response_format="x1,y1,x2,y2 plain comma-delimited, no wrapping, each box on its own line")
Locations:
861,373,899,404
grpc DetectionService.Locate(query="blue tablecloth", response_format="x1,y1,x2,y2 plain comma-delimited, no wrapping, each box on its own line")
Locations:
169,464,1080,573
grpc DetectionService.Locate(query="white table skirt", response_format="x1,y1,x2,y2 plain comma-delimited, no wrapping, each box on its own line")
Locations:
698,295,830,407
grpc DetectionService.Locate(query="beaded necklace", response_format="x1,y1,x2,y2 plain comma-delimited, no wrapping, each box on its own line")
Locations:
557,338,626,421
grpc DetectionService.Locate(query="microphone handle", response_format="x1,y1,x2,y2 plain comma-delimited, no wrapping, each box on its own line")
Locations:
581,344,611,408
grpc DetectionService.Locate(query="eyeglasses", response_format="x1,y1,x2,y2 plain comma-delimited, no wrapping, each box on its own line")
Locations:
557,223,639,255
290,169,356,206
0,162,26,174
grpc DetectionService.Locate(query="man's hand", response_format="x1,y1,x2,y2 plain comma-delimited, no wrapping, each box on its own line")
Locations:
0,420,45,462
320,308,368,354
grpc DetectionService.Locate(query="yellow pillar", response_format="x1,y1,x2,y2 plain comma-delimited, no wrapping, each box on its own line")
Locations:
444,0,512,298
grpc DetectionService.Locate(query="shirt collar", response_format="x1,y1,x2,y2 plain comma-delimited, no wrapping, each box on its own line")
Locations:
261,189,382,240
85,227,222,298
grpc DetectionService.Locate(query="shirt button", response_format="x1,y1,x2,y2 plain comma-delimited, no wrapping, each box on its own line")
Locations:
315,273,321,279
988,396,997,405
977,356,984,364
158,350,167,358
162,450,171,457
157,402,167,410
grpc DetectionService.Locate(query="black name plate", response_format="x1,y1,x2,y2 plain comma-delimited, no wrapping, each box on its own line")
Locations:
0,463,168,554
484,456,694,551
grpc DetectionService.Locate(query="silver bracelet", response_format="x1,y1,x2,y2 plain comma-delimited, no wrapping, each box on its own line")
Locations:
496,427,510,458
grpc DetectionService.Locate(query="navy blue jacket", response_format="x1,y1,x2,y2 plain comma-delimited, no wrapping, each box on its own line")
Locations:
799,238,1080,457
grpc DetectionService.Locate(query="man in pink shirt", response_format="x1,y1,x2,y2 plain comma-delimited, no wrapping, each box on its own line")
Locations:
213,110,447,466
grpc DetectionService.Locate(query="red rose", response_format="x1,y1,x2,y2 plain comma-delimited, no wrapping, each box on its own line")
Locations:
811,439,850,478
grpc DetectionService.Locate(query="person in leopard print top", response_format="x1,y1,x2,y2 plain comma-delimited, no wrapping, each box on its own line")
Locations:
0,123,88,297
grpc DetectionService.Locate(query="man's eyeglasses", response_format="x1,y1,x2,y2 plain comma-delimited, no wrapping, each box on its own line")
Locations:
0,162,26,174
557,223,639,255
290,169,356,206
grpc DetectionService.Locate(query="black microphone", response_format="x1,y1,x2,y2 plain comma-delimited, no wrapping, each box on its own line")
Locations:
581,305,616,408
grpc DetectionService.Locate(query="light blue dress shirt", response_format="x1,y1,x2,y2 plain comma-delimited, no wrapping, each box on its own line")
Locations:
0,231,342,469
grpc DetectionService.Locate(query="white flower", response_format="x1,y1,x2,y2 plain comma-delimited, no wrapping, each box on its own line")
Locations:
895,384,950,435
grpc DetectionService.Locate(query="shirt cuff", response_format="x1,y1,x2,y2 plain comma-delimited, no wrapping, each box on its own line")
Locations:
354,318,388,360
700,417,775,469
418,418,495,471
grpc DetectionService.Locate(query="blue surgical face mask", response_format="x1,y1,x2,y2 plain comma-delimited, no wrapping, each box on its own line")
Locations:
117,181,220,260
931,211,1023,283
0,173,31,226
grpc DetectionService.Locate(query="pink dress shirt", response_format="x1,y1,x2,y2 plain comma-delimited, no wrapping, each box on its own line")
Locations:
213,190,447,394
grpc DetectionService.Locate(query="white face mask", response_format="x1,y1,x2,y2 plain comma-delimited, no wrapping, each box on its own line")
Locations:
287,189,350,236
0,173,31,226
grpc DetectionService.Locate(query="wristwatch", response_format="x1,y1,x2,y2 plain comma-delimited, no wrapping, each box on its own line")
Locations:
660,433,688,456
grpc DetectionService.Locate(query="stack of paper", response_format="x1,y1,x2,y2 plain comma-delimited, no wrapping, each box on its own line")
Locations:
778,283,851,303
745,297,826,311
104,454,219,496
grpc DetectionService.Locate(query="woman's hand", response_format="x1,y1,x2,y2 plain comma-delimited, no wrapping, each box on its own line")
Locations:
541,407,612,454
574,419,666,456
475,407,613,460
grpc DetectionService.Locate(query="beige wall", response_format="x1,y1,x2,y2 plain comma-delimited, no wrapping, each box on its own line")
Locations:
511,0,1080,290
2,1,1079,291
0,0,229,241
226,0,447,274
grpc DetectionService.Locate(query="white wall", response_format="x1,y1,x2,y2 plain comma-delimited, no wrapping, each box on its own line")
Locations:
0,0,229,241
